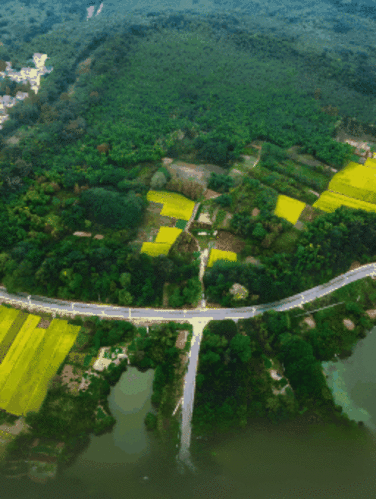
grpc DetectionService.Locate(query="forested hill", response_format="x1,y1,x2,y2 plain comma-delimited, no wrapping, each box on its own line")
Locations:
0,7,375,310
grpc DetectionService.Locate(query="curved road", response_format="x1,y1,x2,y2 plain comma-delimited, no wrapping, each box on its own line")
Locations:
0,262,374,323
1,262,375,472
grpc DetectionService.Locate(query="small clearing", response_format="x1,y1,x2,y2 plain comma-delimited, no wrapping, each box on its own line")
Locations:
215,230,245,253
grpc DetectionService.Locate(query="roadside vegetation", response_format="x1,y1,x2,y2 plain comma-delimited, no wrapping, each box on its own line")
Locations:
192,276,376,435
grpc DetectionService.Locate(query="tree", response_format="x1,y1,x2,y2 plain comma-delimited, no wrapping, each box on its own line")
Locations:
201,350,221,365
207,320,238,343
278,336,327,401
144,412,157,430
119,272,131,289
182,277,201,305
150,171,167,190
306,324,338,362
252,223,268,241
214,193,232,207
118,289,133,306
230,334,252,363
80,188,146,230
168,287,184,308
207,172,234,193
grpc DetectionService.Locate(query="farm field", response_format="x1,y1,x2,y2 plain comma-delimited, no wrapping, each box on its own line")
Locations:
276,158,331,191
207,249,237,268
312,190,376,214
141,226,183,256
0,312,80,417
274,195,306,225
0,307,22,364
23,321,80,415
146,190,195,221
328,162,376,204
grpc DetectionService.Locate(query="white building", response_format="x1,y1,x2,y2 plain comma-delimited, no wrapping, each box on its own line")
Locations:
0,53,53,129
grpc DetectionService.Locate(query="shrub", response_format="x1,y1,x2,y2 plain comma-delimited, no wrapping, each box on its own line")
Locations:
214,193,232,207
144,412,157,430
207,172,234,193
157,166,172,182
150,171,167,190
252,223,268,240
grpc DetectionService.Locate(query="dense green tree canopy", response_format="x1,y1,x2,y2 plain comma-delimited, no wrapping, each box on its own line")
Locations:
79,187,147,230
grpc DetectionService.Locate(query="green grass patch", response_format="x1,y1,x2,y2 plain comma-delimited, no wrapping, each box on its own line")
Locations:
281,159,331,191
83,354,93,368
175,219,187,230
242,146,259,156
213,209,226,229
72,330,90,351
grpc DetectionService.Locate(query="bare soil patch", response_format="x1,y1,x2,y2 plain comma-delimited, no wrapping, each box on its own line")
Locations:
167,160,228,188
215,230,245,253
204,189,221,200
175,330,189,350
36,317,51,329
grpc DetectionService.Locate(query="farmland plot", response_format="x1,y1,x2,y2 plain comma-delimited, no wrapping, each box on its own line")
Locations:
274,195,306,225
0,306,21,363
23,321,80,415
0,317,80,416
147,191,195,221
207,249,237,268
0,314,42,415
328,162,376,204
313,190,376,214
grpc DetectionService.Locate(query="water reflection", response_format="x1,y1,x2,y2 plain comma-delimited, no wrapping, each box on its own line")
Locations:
323,326,376,431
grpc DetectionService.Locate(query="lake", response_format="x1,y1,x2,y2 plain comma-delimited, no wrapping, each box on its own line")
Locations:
3,332,376,499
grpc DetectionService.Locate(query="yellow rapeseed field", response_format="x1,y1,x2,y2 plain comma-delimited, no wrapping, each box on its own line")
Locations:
274,194,306,225
155,226,182,245
0,314,42,415
147,190,195,221
23,321,80,415
364,157,376,168
207,249,237,268
312,190,376,214
0,306,20,360
0,315,80,416
328,162,376,204
141,242,172,256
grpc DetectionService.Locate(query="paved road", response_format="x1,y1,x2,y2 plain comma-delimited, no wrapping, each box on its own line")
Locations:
0,262,375,323
1,262,374,472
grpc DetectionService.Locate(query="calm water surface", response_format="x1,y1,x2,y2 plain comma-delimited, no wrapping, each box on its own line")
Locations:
4,335,376,499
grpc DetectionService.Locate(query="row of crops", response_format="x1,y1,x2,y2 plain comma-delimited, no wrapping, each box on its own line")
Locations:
271,157,376,225
0,306,80,417
313,158,376,214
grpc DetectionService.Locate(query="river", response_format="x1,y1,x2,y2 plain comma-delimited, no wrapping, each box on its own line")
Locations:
3,333,376,499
